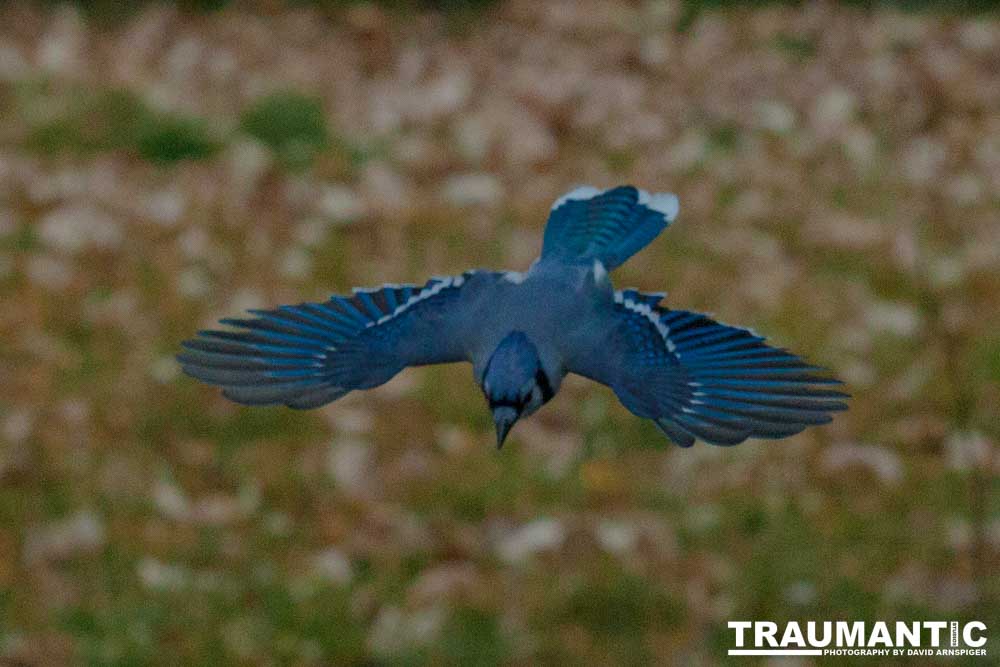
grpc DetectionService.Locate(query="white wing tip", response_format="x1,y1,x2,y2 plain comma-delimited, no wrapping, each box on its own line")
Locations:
502,270,528,284
592,259,607,282
552,185,679,221
551,185,603,210
637,189,679,221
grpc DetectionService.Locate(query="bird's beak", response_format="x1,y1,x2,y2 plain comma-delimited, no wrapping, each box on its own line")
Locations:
492,406,518,449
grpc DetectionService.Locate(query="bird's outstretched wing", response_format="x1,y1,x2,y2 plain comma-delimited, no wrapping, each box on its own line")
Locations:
178,271,493,409
566,290,847,447
542,185,678,271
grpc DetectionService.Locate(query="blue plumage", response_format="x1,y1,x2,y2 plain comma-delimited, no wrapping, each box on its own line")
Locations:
178,273,486,409
542,185,677,270
180,184,846,448
572,296,845,448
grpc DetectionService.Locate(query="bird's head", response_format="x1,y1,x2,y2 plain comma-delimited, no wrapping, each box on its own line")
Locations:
481,331,554,449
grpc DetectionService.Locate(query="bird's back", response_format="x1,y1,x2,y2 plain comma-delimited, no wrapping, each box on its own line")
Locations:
461,260,608,382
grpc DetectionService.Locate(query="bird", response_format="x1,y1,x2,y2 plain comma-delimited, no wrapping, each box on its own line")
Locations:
178,185,847,449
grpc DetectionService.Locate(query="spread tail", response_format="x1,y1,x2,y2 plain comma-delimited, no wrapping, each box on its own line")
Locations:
541,185,678,271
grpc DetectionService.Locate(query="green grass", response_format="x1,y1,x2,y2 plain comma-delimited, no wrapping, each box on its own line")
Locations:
39,0,504,24
438,607,512,666
17,84,350,170
239,92,330,170
25,88,221,164
136,114,220,164
772,33,817,61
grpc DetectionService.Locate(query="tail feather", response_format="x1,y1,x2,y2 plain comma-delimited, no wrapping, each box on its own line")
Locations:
542,185,678,270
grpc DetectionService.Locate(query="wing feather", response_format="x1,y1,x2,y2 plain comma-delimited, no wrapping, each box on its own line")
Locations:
179,272,493,408
567,291,847,447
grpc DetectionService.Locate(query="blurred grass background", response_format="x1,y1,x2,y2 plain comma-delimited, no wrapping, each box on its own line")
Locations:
1,0,999,664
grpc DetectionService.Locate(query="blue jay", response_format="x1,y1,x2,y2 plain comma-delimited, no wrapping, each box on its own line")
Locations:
179,185,846,448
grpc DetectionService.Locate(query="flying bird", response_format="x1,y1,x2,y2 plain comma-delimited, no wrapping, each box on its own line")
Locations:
179,185,846,448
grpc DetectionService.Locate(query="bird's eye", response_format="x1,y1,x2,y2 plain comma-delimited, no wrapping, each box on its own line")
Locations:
533,368,554,402
518,377,536,398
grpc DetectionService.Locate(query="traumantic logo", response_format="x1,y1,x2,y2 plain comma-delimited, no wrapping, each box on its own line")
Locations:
727,621,988,657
